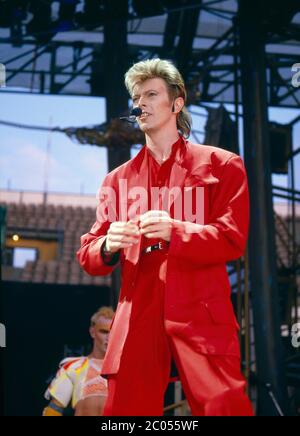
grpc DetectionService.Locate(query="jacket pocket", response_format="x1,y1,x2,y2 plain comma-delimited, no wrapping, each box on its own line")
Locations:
203,298,240,330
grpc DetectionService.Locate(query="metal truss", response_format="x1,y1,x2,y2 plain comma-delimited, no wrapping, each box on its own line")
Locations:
0,0,299,108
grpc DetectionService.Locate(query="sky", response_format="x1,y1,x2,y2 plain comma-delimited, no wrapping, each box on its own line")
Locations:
0,92,108,195
0,91,299,198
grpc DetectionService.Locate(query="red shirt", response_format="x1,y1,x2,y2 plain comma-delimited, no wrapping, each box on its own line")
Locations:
129,136,184,327
141,136,183,251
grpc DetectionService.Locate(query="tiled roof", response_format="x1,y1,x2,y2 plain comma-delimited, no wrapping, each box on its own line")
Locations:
2,202,111,286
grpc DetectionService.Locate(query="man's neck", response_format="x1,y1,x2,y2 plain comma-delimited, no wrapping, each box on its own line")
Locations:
145,130,180,162
89,348,105,360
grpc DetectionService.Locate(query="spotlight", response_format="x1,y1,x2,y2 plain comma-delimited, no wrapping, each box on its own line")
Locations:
131,0,165,17
53,0,78,32
75,0,105,29
204,106,239,155
269,122,292,174
26,0,55,43
0,0,12,27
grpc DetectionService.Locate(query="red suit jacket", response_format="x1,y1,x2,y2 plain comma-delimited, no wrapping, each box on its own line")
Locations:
77,139,249,376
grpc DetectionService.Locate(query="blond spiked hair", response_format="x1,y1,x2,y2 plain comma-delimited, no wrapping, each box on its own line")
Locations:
90,306,114,326
125,58,192,138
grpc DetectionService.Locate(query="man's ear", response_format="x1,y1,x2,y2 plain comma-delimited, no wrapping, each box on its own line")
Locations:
173,96,184,114
89,326,95,339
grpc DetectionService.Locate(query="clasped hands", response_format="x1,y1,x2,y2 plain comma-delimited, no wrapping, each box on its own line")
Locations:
105,210,173,254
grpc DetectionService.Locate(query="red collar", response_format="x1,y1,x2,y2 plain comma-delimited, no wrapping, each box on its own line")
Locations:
132,135,187,173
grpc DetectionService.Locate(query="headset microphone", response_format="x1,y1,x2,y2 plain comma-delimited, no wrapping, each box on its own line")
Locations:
120,107,142,123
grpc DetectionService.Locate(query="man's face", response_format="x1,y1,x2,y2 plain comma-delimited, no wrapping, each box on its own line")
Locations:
89,315,112,356
132,77,176,134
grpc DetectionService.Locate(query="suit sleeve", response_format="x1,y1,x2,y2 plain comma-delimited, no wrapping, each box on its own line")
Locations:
169,155,249,266
76,175,119,276
44,365,73,409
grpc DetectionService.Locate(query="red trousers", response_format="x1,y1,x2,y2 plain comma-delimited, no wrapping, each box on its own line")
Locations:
103,251,254,416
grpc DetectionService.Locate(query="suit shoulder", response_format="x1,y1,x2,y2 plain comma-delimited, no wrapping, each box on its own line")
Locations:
59,356,86,371
187,141,239,165
103,154,138,184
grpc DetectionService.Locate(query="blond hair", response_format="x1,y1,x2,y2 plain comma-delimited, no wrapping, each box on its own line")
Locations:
90,306,114,326
125,58,192,138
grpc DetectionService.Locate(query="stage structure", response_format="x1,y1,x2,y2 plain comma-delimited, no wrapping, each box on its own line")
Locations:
1,0,300,415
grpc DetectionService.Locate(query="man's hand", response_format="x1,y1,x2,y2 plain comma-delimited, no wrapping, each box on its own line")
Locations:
105,220,140,254
139,210,173,242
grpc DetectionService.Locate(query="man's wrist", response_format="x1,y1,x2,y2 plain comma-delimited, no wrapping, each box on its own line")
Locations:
101,238,120,266
103,238,113,255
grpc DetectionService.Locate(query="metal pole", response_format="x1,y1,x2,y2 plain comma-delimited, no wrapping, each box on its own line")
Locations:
238,0,290,416
0,206,7,416
290,156,297,325
103,0,131,307
244,249,250,395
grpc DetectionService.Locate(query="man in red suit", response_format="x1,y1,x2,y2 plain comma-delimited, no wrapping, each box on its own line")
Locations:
77,58,254,416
